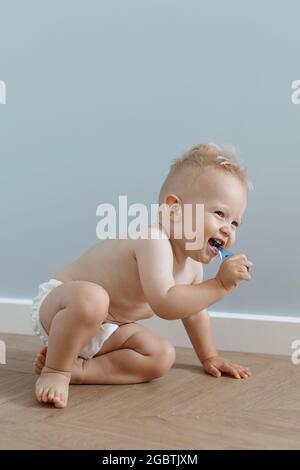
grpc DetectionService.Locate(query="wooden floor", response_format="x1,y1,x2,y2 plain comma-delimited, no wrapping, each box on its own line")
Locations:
0,333,299,450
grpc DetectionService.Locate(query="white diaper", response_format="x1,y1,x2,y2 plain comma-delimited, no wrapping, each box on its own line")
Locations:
31,278,119,359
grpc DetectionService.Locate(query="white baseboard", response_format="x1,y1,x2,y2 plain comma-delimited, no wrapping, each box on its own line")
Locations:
0,298,33,334
0,297,299,356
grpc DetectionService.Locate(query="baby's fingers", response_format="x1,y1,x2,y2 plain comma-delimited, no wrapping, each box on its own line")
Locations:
232,254,253,272
205,363,221,378
237,368,250,379
245,260,253,271
219,362,241,379
231,363,251,379
238,366,252,378
238,270,252,281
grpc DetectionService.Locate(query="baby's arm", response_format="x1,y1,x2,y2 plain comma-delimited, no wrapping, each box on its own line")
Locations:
182,308,251,379
135,235,253,379
182,308,217,363
181,267,252,379
135,236,244,320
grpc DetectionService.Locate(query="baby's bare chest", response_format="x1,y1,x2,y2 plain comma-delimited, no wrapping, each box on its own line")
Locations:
55,241,200,323
107,260,197,323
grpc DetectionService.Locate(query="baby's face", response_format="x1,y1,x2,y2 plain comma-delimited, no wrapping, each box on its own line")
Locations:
183,168,247,264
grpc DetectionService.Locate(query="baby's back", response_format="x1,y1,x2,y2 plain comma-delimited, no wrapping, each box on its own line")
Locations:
53,225,198,323
54,237,152,323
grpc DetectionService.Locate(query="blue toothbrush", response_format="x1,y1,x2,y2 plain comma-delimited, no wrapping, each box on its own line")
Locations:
211,239,233,261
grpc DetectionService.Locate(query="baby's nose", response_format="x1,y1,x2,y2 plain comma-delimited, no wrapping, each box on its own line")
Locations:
220,225,231,235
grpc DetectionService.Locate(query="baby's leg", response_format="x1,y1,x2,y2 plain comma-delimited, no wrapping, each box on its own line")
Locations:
35,281,109,407
35,323,176,385
34,347,87,384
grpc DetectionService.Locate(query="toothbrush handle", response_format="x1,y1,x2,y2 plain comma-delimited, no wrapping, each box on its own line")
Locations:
220,249,250,272
220,249,233,261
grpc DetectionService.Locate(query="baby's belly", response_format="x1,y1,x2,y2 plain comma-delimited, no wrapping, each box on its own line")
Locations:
105,304,155,325
53,265,154,325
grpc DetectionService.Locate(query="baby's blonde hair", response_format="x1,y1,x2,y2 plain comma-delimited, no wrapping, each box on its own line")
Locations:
159,142,252,203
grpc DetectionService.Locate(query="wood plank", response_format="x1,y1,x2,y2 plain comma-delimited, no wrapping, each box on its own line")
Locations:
0,333,299,449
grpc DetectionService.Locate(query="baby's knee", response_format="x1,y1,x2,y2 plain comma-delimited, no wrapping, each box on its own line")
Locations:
147,340,176,379
71,283,109,325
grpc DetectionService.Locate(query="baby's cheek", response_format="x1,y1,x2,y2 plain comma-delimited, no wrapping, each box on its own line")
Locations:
228,234,236,248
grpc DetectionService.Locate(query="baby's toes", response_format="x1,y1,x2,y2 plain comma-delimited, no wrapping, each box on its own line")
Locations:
33,356,39,366
34,361,43,374
41,387,51,402
54,393,66,409
37,353,46,365
34,349,47,369
38,346,47,357
36,386,43,402
47,388,55,401
35,380,45,400
40,351,47,362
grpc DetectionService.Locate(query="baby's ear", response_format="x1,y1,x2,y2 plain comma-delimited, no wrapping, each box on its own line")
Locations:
165,194,182,221
171,203,180,215
169,203,183,222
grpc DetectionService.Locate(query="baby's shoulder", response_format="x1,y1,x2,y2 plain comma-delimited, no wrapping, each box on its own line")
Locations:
128,224,170,251
129,223,169,241
129,224,174,264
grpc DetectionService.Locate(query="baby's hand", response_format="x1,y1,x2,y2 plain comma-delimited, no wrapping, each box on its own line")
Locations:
215,254,253,292
203,356,252,379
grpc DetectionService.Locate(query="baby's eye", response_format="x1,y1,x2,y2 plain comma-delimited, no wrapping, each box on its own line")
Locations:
215,210,225,218
232,221,239,228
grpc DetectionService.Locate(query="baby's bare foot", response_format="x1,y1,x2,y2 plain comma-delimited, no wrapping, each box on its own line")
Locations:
34,346,48,374
34,347,85,385
33,346,48,375
35,366,71,408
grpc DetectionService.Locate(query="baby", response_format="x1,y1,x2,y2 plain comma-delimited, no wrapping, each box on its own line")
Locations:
32,143,253,408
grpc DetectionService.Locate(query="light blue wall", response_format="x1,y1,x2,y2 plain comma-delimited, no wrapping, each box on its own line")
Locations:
0,0,299,315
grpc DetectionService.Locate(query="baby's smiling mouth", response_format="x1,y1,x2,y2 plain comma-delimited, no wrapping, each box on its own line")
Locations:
208,238,225,250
